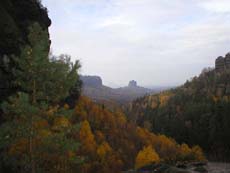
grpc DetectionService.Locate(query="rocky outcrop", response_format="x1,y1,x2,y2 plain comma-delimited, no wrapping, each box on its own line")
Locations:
0,0,51,57
215,53,230,72
81,75,154,104
0,0,51,103
80,75,103,87
128,80,137,87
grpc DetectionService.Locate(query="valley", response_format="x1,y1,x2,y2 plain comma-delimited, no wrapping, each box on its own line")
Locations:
0,0,229,173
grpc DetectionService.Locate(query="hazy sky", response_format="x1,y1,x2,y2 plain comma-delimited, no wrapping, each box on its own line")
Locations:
42,0,230,87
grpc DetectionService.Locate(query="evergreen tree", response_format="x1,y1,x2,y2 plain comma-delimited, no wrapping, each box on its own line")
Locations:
0,22,82,173
13,23,81,104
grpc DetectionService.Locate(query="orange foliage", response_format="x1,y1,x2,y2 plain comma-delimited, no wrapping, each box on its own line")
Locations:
135,145,160,169
159,93,173,107
97,141,112,160
79,120,96,155
9,138,29,156
72,96,205,172
191,145,206,161
179,143,192,160
154,135,179,162
52,116,70,131
95,130,105,144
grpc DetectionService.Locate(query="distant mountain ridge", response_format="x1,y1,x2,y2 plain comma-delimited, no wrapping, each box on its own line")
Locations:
80,75,154,104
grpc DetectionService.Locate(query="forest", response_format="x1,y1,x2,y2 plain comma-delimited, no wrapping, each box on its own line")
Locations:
0,17,205,173
129,67,230,161
1,0,229,173
0,19,205,173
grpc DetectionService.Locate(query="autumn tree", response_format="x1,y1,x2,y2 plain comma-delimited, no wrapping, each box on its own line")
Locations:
97,141,112,161
191,145,206,161
135,145,160,169
79,120,96,155
0,93,82,173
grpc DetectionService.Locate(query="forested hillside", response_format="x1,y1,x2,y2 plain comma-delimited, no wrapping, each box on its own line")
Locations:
0,1,206,173
129,63,230,161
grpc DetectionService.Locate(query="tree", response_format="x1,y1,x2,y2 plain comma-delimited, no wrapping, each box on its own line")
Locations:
14,23,81,105
97,141,112,160
135,145,160,169
191,145,206,161
0,22,82,173
79,120,96,155
0,93,82,173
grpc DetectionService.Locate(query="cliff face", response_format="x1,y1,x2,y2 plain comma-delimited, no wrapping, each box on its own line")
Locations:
0,0,51,103
128,80,137,87
215,53,230,72
0,0,51,56
80,75,103,88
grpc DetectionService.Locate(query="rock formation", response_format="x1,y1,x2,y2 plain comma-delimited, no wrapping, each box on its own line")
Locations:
80,75,103,87
215,53,230,72
128,80,137,87
0,0,51,103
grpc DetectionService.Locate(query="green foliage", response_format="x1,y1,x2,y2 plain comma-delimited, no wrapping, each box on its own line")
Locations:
0,0,51,103
129,69,230,161
0,22,82,172
49,54,82,105
0,93,82,173
71,97,205,173
12,23,81,104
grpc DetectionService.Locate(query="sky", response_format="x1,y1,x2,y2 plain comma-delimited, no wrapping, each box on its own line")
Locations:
42,0,230,87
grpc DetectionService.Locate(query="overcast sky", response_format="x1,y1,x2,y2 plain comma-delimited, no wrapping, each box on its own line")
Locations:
42,0,230,87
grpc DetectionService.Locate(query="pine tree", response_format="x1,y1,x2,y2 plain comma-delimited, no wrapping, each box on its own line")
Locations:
13,23,81,104
0,22,82,173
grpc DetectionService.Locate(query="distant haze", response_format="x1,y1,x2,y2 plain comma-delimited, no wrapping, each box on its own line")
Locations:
43,0,230,87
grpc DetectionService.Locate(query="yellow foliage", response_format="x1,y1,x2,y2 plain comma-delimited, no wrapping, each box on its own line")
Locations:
38,129,52,137
191,145,206,161
52,117,70,131
116,111,127,126
95,130,105,144
156,135,178,161
46,105,59,117
79,120,96,154
64,103,69,110
135,145,160,169
136,127,152,145
158,92,173,107
75,105,88,120
180,143,191,155
179,143,193,160
97,141,112,159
